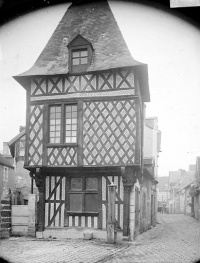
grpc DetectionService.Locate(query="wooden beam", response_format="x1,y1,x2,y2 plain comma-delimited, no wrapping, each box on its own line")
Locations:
35,168,45,232
77,101,83,166
42,104,48,166
24,85,31,166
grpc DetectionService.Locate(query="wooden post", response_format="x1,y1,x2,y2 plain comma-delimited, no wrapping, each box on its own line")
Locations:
107,182,117,244
35,168,45,238
28,194,37,237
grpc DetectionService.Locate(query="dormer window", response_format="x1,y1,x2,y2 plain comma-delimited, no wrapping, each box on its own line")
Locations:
72,49,88,66
68,34,93,73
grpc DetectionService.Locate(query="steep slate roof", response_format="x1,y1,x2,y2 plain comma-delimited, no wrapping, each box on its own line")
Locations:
14,1,150,101
0,154,14,168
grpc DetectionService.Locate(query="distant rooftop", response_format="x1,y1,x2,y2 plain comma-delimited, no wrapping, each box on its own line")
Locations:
0,153,14,168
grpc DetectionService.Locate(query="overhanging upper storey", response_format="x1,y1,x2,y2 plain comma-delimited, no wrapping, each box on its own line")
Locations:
13,0,150,102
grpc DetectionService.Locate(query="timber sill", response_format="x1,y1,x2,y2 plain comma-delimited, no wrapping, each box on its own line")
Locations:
66,212,99,216
46,143,78,148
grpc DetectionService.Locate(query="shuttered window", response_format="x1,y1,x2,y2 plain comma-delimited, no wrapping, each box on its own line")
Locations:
69,177,99,213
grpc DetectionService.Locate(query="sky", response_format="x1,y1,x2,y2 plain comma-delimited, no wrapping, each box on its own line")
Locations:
0,1,200,176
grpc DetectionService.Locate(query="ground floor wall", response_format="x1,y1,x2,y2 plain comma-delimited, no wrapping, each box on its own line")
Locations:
140,176,156,233
35,168,157,240
44,172,124,232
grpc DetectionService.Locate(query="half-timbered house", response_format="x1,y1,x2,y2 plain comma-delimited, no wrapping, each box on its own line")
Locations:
14,0,150,240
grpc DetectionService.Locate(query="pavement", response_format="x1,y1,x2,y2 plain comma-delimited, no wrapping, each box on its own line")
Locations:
0,214,200,263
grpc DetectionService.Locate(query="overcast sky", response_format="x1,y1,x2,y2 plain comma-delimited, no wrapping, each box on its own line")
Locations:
0,1,200,176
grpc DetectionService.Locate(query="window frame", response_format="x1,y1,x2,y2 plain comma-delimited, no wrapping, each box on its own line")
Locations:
72,48,88,66
66,176,100,216
48,103,78,146
70,46,90,73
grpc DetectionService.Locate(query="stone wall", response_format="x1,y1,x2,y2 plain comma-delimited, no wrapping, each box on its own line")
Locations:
0,189,11,238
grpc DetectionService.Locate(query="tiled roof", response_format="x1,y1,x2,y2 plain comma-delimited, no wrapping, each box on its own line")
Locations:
0,154,14,168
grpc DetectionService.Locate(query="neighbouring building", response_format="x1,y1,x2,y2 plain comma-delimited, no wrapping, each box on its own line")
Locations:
157,176,169,213
13,1,153,240
138,117,161,233
7,126,38,204
191,157,200,221
0,154,15,201
168,170,183,213
168,168,195,214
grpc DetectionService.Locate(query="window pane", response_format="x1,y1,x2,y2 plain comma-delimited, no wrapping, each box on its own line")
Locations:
65,137,71,143
81,57,88,65
66,106,72,112
70,194,82,212
71,178,82,190
50,138,55,143
72,51,79,58
85,194,98,212
86,178,98,190
66,119,71,124
50,126,55,131
72,105,77,112
81,50,88,57
72,125,77,131
72,131,77,137
72,111,77,118
55,138,60,143
50,113,55,119
71,137,77,143
66,125,71,131
72,58,79,65
56,112,61,118
66,131,71,137
50,120,55,125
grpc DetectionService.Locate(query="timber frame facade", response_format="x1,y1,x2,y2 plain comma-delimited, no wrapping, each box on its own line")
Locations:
14,0,150,239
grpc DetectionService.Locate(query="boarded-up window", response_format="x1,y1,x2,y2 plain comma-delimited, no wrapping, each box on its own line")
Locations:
69,177,99,213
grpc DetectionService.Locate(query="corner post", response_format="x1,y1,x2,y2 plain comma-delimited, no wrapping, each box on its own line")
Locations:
35,168,45,235
107,182,117,244
121,166,139,237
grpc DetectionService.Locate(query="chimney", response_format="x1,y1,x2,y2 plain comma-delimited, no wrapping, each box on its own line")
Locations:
19,126,26,132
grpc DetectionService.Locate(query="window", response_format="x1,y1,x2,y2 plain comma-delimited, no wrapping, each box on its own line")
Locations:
68,177,99,214
68,34,93,73
49,104,77,144
3,167,8,183
49,106,61,143
72,49,88,66
65,105,77,143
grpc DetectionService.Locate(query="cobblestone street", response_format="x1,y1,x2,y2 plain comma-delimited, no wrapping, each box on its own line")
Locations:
0,214,200,263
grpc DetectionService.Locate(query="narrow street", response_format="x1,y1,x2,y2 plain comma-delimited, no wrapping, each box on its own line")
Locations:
102,214,200,263
0,214,200,263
